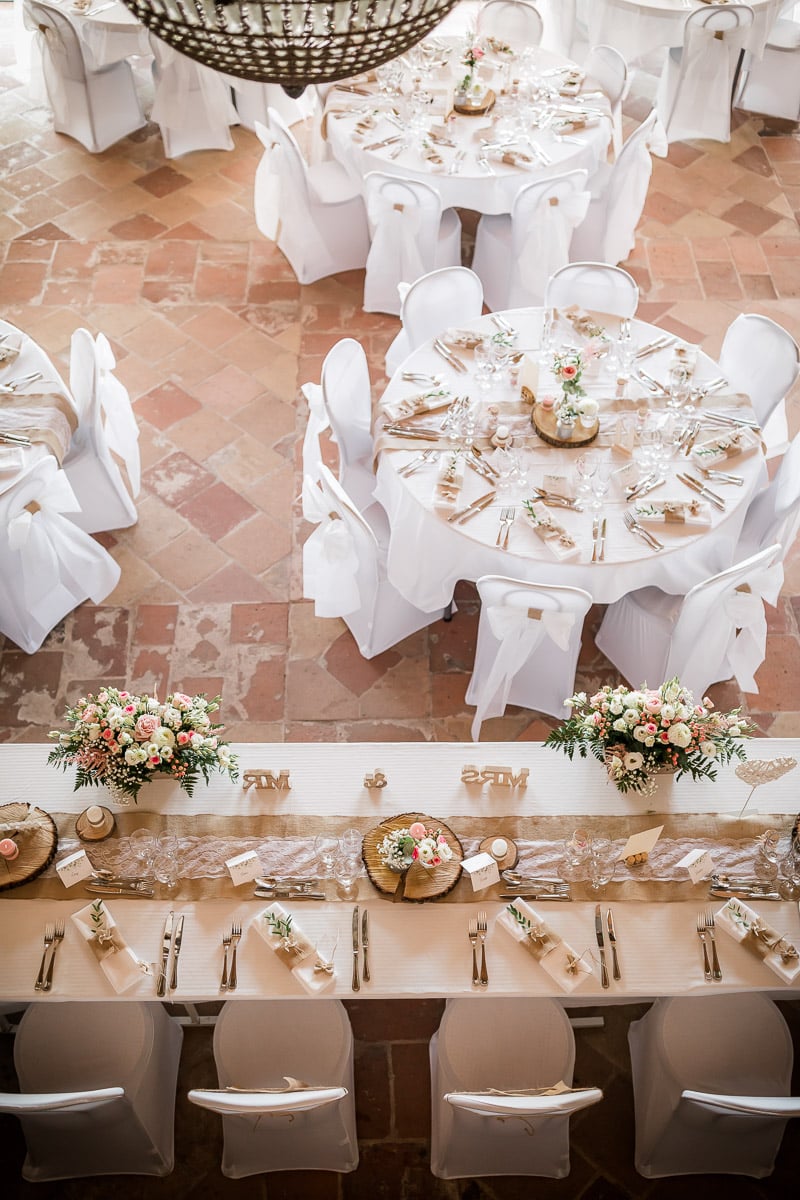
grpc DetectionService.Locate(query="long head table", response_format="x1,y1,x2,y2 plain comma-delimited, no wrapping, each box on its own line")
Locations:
1,741,799,1003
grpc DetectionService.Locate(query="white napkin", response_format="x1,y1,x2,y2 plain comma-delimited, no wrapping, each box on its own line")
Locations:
71,901,149,993
0,335,22,365
715,898,800,984
0,446,23,475
496,898,591,994
633,499,712,530
253,903,336,995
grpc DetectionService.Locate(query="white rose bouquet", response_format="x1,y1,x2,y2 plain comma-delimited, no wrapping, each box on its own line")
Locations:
546,678,754,795
377,821,454,871
48,687,238,803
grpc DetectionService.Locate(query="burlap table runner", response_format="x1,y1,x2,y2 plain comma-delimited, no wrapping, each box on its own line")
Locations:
0,390,77,463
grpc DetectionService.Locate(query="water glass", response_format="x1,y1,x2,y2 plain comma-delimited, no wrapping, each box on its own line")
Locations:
590,462,612,512
473,340,494,393
778,841,800,899
154,850,179,889
558,829,592,883
614,336,636,381
340,827,363,856
588,838,617,892
333,854,362,898
130,828,157,871
574,453,596,498
314,834,340,877
667,363,691,411
754,830,782,881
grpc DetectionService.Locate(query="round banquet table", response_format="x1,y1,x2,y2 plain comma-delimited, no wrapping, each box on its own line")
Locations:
46,0,151,68
581,0,786,62
0,318,73,496
326,42,611,216
374,307,766,611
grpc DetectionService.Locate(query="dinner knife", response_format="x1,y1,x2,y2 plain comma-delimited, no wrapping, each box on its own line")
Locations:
595,904,609,989
362,909,370,983
253,888,327,900
85,883,156,897
433,339,468,373
157,910,173,998
606,908,621,981
599,517,607,562
448,490,495,524
498,892,572,901
677,473,725,511
352,906,360,992
170,914,184,991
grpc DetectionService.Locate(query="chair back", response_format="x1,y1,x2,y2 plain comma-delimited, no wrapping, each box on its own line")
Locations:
253,119,280,241
24,0,86,83
364,172,444,313
600,108,667,264
661,4,754,140
267,105,312,205
506,170,590,306
545,262,639,318
584,43,627,108
69,327,140,502
738,430,800,559
400,267,484,356
666,543,783,695
321,337,373,497
150,34,236,155
719,313,800,430
302,465,380,621
479,0,544,46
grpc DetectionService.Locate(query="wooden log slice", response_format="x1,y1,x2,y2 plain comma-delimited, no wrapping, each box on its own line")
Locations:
363,811,463,902
531,401,599,448
453,88,496,116
0,802,58,892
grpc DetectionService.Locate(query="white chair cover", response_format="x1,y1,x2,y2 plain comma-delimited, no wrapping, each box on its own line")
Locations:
386,266,484,376
571,109,668,267
9,1000,182,1181
736,429,800,560
65,327,139,532
737,18,800,121
302,466,443,658
656,5,755,143
466,576,593,739
595,543,783,698
538,0,576,55
478,0,544,46
584,44,628,157
227,78,313,131
544,261,639,318
196,998,358,1177
253,120,280,241
23,0,144,153
364,173,462,316
321,337,375,514
718,313,800,457
150,35,238,158
473,171,590,311
430,998,601,1179
0,458,121,653
299,379,329,513
629,994,794,1177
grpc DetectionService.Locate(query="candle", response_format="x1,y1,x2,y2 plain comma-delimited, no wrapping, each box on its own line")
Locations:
540,395,555,411
86,805,105,827
0,839,19,861
490,838,508,861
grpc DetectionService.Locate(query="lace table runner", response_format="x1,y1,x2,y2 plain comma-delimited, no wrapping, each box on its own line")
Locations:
12,810,790,902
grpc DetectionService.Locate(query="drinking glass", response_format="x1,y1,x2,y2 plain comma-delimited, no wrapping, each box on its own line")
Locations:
558,829,591,883
314,834,340,877
590,462,612,513
540,307,555,356
667,363,691,411
778,841,800,900
614,336,635,382
333,854,362,898
574,453,596,498
588,838,617,892
130,828,157,872
473,340,494,393
340,827,363,856
153,848,179,889
754,830,782,881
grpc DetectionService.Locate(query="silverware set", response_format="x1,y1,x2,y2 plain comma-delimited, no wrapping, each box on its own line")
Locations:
219,921,241,991
447,150,466,175
709,874,781,901
157,910,186,997
432,338,468,373
476,155,496,175
634,336,676,361
0,430,31,446
677,472,726,511
254,876,325,900
447,490,495,524
499,873,572,901
626,473,665,501
697,911,722,981
591,516,607,562
0,371,43,394
398,449,438,478
692,378,728,402
530,486,582,510
401,371,442,386
635,368,666,394
468,911,489,987
703,408,759,431
34,921,64,992
699,466,743,487
491,314,516,337
623,509,663,551
495,506,515,549
85,871,155,897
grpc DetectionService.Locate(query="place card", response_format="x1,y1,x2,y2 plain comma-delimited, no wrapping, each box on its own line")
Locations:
56,848,95,888
226,850,262,886
461,852,500,891
677,847,716,883
542,473,570,498
618,825,663,865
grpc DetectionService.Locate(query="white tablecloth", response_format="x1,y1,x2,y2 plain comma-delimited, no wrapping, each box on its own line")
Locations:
0,318,72,497
1,741,799,1002
375,308,764,610
582,0,785,62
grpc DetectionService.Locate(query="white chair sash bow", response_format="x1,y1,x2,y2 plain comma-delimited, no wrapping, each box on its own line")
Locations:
300,382,330,518
254,123,281,241
95,334,140,496
471,604,576,740
301,479,363,618
517,191,590,303
723,563,784,693
365,196,427,305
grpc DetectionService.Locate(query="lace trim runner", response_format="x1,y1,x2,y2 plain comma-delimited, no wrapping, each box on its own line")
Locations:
13,810,790,902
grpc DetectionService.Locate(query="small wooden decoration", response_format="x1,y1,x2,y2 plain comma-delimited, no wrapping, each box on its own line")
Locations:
242,769,292,792
531,402,598,448
364,770,388,789
363,812,463,903
461,764,529,789
0,802,58,893
453,88,496,116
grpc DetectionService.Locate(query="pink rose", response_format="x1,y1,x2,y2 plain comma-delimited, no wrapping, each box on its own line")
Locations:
177,731,191,746
124,704,136,714
134,714,160,741
101,728,115,741
561,364,578,379
172,692,193,710
408,821,427,840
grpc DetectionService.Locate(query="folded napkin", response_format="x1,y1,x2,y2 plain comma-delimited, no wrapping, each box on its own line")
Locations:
558,305,612,345
633,499,712,530
691,426,761,467
497,898,591,993
556,69,585,97
0,335,22,365
382,388,452,422
441,329,483,350
433,450,465,513
445,1081,596,1116
253,903,335,994
0,445,23,475
523,502,580,561
715,898,800,984
552,115,599,135
71,900,149,993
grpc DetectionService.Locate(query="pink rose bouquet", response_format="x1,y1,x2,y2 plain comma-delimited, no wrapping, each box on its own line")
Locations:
377,821,455,871
48,686,238,803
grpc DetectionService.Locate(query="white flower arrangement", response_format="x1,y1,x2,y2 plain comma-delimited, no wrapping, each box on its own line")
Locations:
377,821,454,871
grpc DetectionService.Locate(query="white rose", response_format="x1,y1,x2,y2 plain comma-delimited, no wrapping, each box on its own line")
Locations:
644,736,655,747
609,700,624,715
624,708,639,725
613,718,628,733
667,722,692,748
105,705,124,729
728,724,741,737
190,731,204,747
660,704,676,721
664,680,681,703
623,693,642,708
217,747,232,766
700,741,717,757
160,746,173,761
633,725,649,742
153,727,175,748
147,698,160,712
117,731,132,745
623,752,644,771
124,746,147,765
88,724,102,741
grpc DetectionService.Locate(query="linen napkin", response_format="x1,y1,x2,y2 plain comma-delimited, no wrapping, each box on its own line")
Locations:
497,898,591,993
691,426,761,467
523,502,581,562
0,335,22,366
633,499,712,530
433,451,465,514
381,388,452,422
715,898,800,983
71,900,150,993
253,903,336,994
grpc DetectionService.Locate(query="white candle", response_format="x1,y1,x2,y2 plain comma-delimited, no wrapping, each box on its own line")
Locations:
86,805,105,827
490,838,508,860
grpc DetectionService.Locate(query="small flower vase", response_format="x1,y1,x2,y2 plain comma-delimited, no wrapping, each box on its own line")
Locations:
555,401,576,441
457,70,484,108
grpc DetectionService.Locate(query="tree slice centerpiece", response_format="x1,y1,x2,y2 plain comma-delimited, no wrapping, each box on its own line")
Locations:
0,802,58,892
532,401,598,448
363,812,463,902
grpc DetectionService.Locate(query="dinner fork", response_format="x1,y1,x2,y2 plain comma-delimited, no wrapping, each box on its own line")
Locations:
228,922,242,991
623,509,663,552
495,506,513,548
42,922,65,992
0,371,43,394
398,449,438,478
468,918,479,986
477,911,489,988
476,155,495,176
696,913,712,981
34,924,54,991
220,932,231,991
705,911,723,981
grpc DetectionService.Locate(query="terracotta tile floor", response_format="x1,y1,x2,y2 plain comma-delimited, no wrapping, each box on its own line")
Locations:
2,7,800,1196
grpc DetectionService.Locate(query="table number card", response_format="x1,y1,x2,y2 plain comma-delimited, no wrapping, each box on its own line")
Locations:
461,852,500,891
56,849,94,888
677,848,716,883
226,850,261,886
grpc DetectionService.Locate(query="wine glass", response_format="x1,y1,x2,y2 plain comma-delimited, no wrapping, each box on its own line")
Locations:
130,828,157,872
590,462,612,513
333,854,362,899
473,339,494,393
574,453,596,499
558,829,591,883
588,838,617,892
340,827,363,856
314,834,340,877
754,830,782,881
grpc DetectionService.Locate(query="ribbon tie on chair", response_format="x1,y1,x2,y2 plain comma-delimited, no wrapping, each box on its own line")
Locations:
723,562,784,693
95,334,140,497
254,127,281,241
301,479,362,618
365,196,427,308
471,604,576,740
516,190,590,303
300,382,330,516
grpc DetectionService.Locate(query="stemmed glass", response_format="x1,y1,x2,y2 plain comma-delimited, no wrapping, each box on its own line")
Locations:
778,840,800,900
334,854,362,898
473,339,494,393
588,838,617,892
754,830,782,881
130,828,157,874
574,453,596,500
590,462,612,513
558,829,592,883
314,834,340,877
